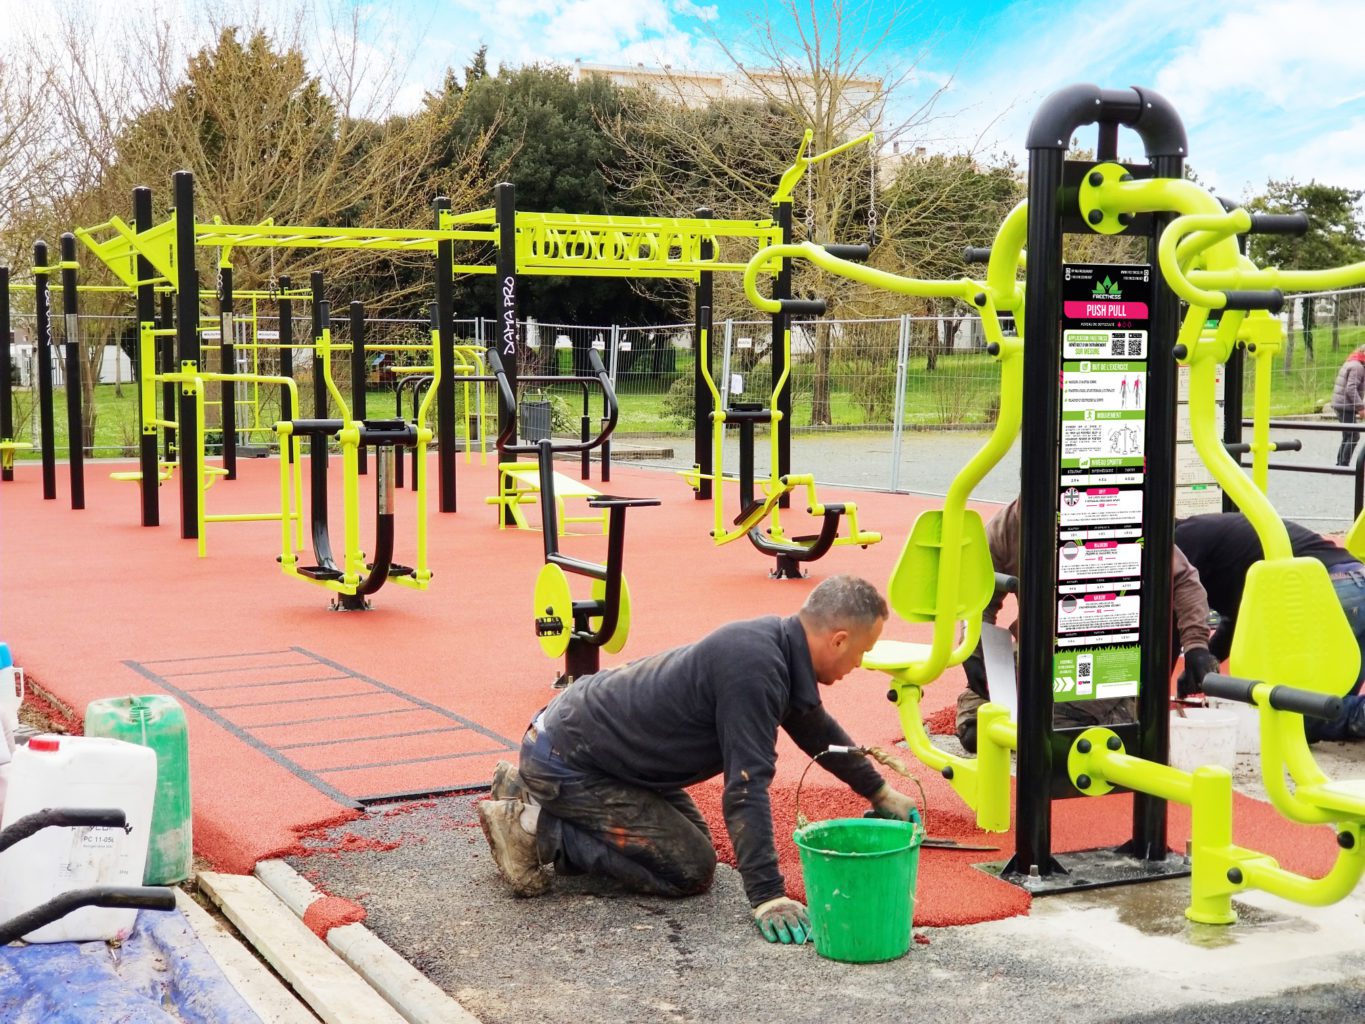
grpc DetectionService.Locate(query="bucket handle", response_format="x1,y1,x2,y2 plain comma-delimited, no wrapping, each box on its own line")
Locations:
794,745,930,832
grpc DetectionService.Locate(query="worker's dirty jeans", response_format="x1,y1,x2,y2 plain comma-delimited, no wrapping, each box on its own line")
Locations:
516,715,717,897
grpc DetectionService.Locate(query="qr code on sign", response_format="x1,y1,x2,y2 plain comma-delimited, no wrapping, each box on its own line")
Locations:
1127,334,1143,356
1110,337,1125,356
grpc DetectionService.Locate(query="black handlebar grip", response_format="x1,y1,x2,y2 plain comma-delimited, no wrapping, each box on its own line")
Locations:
963,246,993,264
1247,213,1310,236
1223,442,1251,456
1202,673,1344,720
780,299,827,316
1268,685,1344,721
1222,290,1285,313
1201,673,1256,705
1273,439,1303,452
994,572,1019,596
822,244,870,261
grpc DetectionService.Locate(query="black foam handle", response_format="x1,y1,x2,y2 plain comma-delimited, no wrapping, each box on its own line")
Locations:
963,246,992,264
1268,685,1344,721
994,571,1019,596
1273,439,1303,452
1247,213,1310,236
1202,672,1344,720
1222,290,1284,313
1201,673,1255,704
780,299,826,315
822,244,870,261
1223,442,1251,456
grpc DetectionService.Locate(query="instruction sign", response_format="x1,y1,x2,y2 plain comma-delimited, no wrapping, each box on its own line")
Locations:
1052,264,1151,704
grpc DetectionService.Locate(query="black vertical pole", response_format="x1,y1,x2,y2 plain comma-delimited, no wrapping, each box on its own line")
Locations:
1222,236,1248,512
774,201,793,508
0,268,12,483
350,300,367,475
433,196,456,511
694,209,714,501
33,241,56,500
494,183,518,525
1009,144,1066,880
60,234,84,510
309,274,330,545
218,260,236,480
158,291,175,465
173,170,200,540
1127,151,1184,861
134,187,159,525
278,275,294,427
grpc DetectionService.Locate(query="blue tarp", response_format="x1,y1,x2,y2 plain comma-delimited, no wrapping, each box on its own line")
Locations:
0,906,263,1024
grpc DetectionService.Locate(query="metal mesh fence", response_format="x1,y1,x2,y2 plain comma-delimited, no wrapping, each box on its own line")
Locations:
7,290,1365,501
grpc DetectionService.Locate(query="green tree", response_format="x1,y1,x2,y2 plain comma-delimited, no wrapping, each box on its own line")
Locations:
1247,180,1365,364
427,61,672,372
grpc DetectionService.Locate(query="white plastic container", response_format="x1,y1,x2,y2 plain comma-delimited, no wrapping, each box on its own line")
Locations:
1206,697,1260,754
0,642,22,745
1169,708,1238,775
0,734,156,943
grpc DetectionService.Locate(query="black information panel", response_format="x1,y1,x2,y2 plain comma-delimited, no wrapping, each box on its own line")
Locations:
1053,263,1152,705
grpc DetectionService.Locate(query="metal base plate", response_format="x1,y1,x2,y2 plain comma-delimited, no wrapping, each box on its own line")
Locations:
978,847,1191,896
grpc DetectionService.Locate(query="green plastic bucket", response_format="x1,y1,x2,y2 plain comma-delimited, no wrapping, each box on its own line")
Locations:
793,817,923,963
84,695,193,885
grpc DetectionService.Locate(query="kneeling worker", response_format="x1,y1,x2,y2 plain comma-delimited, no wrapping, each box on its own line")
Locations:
478,574,915,945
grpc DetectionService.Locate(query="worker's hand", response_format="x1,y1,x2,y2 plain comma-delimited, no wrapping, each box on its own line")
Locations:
1177,646,1221,698
753,896,810,944
870,782,917,821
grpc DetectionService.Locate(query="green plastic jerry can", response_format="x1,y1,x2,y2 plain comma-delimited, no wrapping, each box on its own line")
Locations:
84,695,193,884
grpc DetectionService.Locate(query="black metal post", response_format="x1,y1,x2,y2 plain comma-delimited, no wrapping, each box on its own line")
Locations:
433,196,456,511
218,260,236,479
278,276,294,427
774,201,793,508
173,170,200,540
1128,151,1185,862
309,273,330,541
494,183,518,524
33,241,56,500
0,267,13,483
350,300,367,475
59,234,84,509
133,187,158,525
1010,145,1066,881
693,208,714,501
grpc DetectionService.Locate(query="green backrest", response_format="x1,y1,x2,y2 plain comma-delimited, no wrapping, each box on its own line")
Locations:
887,509,994,625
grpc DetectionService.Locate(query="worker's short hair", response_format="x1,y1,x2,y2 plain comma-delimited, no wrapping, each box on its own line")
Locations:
799,575,888,632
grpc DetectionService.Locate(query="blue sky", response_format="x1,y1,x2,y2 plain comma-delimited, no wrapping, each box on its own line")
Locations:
376,0,1365,202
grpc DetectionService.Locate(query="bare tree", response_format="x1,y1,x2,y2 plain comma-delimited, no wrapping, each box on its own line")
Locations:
603,0,952,423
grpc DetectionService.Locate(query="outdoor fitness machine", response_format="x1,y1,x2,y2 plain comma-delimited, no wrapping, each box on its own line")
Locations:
876,82,1365,925
275,280,438,610
485,348,658,687
686,130,884,578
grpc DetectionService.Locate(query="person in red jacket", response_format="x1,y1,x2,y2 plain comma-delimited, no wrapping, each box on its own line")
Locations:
1331,346,1365,466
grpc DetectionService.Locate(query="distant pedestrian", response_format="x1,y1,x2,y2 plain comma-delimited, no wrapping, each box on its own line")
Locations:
1330,346,1365,466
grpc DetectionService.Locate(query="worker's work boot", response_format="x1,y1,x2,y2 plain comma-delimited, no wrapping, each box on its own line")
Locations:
478,798,550,897
490,759,528,802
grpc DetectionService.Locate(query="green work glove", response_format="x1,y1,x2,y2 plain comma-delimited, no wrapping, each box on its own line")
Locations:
870,782,917,821
753,896,810,944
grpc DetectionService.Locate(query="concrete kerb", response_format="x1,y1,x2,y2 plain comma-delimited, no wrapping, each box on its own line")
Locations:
253,858,481,1024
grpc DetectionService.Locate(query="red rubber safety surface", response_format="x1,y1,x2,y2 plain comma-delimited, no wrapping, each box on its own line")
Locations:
0,458,1339,923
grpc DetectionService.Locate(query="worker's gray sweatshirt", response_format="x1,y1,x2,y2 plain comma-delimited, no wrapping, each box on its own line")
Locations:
541,614,886,906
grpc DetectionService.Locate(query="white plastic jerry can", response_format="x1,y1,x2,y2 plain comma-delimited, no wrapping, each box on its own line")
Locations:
0,734,157,942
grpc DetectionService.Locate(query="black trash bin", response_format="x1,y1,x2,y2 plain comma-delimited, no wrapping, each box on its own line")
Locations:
520,399,552,443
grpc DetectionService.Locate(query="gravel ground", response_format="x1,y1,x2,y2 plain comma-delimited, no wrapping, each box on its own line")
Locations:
288,779,1365,1024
